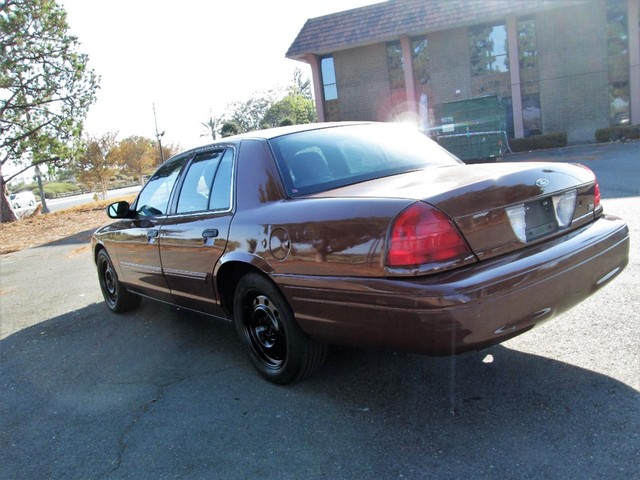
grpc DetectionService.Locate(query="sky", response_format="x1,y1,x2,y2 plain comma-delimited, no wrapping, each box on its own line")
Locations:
60,0,381,152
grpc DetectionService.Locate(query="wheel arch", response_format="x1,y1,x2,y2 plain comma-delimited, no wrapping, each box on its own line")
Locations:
93,241,106,264
215,253,276,318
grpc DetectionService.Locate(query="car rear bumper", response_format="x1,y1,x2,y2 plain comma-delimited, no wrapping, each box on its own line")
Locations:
276,215,629,355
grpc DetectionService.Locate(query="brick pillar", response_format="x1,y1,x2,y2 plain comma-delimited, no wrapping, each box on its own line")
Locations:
306,54,326,122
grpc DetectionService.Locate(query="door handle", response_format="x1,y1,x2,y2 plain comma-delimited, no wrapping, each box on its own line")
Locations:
202,228,219,239
147,229,159,240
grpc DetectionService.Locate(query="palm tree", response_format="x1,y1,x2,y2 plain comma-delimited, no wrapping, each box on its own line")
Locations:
200,114,223,142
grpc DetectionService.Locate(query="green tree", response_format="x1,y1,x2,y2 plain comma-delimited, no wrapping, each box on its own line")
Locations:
228,90,277,133
220,122,239,138
261,93,316,128
290,67,312,99
0,0,99,222
75,133,118,199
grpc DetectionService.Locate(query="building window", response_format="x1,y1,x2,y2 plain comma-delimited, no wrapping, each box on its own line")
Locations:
412,36,433,132
517,17,538,72
412,36,430,88
518,17,542,136
522,94,542,136
469,23,509,75
386,41,405,91
320,56,338,101
607,0,630,126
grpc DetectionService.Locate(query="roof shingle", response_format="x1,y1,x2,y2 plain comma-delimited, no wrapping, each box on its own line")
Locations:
286,0,588,60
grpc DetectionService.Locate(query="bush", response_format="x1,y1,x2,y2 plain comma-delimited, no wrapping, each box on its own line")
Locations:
43,182,82,197
509,132,568,152
595,124,640,143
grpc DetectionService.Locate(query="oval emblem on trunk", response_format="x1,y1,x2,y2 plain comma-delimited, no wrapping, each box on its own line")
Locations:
536,178,549,187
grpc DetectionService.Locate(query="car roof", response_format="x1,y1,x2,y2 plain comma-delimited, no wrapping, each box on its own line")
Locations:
230,121,373,141
166,121,378,163
192,121,374,148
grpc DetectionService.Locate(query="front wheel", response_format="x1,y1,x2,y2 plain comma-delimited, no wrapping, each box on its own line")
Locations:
96,250,141,313
234,273,326,384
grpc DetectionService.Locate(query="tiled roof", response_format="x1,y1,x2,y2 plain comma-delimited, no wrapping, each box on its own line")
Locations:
286,0,588,60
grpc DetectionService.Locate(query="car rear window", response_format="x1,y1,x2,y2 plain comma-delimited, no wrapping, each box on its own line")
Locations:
269,123,461,196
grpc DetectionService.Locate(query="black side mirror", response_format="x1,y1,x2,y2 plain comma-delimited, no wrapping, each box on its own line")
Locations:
107,200,131,219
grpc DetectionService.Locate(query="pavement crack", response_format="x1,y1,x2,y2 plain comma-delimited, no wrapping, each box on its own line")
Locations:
95,366,241,479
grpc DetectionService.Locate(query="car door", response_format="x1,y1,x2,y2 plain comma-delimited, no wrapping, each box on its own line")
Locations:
111,153,189,300
158,147,235,316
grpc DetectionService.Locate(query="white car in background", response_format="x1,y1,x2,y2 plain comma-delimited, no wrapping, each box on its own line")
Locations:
9,191,36,210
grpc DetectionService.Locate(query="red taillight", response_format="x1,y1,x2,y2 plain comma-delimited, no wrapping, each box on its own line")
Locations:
594,181,601,208
386,202,472,268
578,164,601,209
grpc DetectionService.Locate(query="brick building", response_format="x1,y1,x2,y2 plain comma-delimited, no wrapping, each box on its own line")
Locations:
286,0,640,144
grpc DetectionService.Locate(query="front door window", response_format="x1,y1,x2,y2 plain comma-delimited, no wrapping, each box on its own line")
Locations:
135,154,186,216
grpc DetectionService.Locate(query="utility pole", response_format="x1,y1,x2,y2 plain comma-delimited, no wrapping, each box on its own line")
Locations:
153,103,165,164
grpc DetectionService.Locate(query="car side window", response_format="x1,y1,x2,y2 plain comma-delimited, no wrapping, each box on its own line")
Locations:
136,155,187,217
209,148,234,211
176,150,222,214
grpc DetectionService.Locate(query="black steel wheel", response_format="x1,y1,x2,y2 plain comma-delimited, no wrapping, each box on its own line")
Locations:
234,273,326,384
96,249,140,313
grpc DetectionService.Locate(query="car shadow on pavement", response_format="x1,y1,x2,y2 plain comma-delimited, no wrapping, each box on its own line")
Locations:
1,301,638,479
33,227,98,249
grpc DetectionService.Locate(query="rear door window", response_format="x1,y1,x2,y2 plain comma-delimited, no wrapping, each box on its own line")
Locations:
175,148,234,214
176,150,222,214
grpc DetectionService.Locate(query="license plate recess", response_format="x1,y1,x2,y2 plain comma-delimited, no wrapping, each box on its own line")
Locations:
525,198,558,242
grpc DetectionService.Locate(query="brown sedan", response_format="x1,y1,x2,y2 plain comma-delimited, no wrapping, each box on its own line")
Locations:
92,122,629,384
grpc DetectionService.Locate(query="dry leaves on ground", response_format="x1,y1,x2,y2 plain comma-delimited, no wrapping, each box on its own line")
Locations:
0,198,132,255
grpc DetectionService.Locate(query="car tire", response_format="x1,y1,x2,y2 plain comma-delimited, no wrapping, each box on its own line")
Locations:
234,273,327,384
96,250,141,313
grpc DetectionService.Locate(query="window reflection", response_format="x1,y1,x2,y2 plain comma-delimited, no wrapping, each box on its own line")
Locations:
209,149,234,211
411,36,434,135
321,56,338,101
517,18,537,71
386,41,405,91
522,94,542,137
469,24,509,75
176,151,221,214
135,155,186,217
518,17,542,137
607,0,630,126
412,37,429,86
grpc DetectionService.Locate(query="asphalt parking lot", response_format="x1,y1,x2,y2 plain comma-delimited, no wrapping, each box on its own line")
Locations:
1,142,638,479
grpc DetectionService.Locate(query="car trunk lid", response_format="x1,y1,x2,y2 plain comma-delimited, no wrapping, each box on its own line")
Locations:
313,162,600,261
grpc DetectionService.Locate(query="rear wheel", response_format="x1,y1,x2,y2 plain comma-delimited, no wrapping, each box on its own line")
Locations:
234,273,326,384
96,250,141,313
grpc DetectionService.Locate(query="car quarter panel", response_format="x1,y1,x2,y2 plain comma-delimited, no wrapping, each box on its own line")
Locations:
222,137,414,277
271,215,629,355
224,197,412,277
